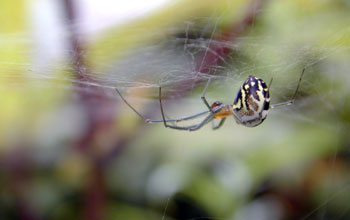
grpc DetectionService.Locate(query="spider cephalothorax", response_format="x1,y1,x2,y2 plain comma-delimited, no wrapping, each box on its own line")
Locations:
211,101,233,119
116,69,305,131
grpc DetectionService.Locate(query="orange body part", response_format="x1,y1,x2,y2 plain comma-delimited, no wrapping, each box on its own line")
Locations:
213,106,233,119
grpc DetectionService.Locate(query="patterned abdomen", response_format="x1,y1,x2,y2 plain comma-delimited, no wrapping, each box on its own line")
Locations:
232,75,270,127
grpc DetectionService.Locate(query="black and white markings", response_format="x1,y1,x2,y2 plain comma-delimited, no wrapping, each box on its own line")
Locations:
232,75,270,127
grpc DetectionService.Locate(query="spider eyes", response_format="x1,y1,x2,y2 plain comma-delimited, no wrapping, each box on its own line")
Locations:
211,101,222,108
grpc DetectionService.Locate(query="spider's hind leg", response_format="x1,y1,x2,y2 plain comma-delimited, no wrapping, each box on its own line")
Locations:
270,68,306,109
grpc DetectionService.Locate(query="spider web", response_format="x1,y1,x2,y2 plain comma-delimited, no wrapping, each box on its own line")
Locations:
0,0,350,220
8,20,347,126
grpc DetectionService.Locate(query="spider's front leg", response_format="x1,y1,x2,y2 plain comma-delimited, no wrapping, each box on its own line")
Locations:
201,78,214,112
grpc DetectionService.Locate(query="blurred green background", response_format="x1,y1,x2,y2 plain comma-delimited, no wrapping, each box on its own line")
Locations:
0,0,349,219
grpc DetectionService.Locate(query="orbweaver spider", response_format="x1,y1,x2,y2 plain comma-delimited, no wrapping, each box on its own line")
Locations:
115,68,305,131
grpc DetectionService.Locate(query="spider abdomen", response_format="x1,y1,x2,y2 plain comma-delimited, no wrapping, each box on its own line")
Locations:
232,75,270,127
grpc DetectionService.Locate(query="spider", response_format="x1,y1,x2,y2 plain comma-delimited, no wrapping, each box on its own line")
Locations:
115,68,305,131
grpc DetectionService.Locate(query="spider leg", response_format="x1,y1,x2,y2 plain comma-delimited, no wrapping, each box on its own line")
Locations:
232,110,264,126
159,87,223,131
232,110,244,124
270,68,305,109
201,78,213,111
188,114,215,131
116,87,210,123
162,114,214,131
158,86,211,129
148,110,210,123
268,77,273,89
159,87,224,131
212,118,226,130
115,87,149,121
